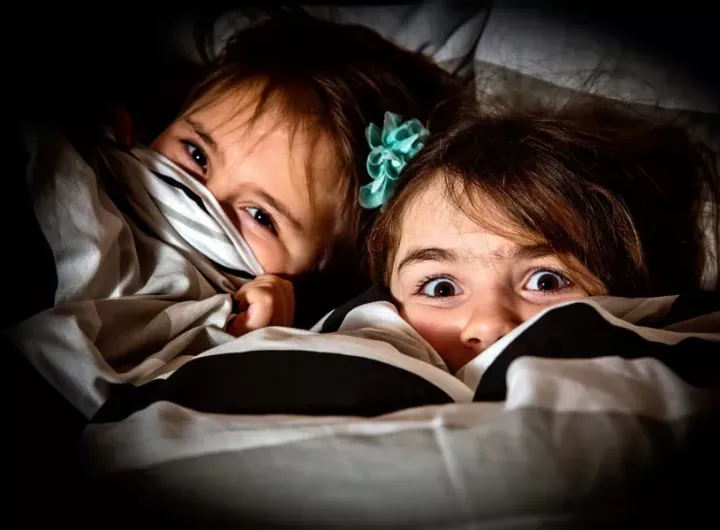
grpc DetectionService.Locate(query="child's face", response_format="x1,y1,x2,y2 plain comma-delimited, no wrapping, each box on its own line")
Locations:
389,178,598,374
151,86,335,276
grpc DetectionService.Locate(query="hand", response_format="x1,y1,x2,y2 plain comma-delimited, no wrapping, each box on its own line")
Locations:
225,275,295,337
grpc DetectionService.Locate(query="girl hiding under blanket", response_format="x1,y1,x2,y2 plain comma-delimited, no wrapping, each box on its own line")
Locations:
367,100,719,374
131,13,467,334
78,101,720,488
7,13,466,418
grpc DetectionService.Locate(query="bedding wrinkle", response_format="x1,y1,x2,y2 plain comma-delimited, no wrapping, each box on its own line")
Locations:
136,326,235,385
155,200,231,244
131,326,235,385
30,136,127,304
430,415,477,521
8,127,264,418
111,324,235,382
584,299,720,344
587,295,678,324
7,308,122,418
126,224,220,299
323,429,370,496
515,409,574,506
505,357,703,421
105,204,212,300
339,302,449,371
83,401,456,474
94,295,232,366
519,407,661,509
169,324,475,403
663,311,720,333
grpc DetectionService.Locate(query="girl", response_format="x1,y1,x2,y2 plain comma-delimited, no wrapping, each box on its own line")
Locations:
129,11,470,332
368,101,719,372
7,12,467,418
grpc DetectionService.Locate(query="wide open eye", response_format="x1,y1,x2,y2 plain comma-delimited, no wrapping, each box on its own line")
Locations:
525,270,570,292
419,277,462,298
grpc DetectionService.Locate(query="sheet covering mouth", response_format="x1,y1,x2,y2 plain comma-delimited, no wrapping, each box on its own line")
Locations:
101,146,265,287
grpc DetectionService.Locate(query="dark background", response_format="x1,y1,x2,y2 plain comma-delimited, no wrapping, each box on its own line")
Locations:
14,1,720,127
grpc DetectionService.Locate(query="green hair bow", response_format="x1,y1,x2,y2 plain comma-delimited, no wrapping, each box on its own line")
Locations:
359,111,429,210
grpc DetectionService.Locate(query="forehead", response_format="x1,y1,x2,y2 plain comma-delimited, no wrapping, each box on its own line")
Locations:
394,177,518,264
187,84,338,215
187,83,326,165
399,178,481,242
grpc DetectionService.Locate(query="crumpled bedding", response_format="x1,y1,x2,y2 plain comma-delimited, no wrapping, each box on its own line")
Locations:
5,126,261,418
81,289,720,528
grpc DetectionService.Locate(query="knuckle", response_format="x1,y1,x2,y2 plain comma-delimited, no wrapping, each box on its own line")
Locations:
256,289,274,307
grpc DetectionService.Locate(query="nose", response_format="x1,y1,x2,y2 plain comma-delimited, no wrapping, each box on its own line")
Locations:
204,177,227,201
204,178,237,218
460,298,522,354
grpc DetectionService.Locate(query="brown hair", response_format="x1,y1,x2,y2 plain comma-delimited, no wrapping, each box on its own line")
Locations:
180,12,470,274
369,100,719,297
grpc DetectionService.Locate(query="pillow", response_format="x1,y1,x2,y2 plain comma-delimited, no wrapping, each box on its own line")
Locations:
205,2,489,74
473,1,718,114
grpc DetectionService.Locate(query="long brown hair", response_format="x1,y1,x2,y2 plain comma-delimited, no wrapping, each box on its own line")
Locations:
369,100,719,297
181,12,471,274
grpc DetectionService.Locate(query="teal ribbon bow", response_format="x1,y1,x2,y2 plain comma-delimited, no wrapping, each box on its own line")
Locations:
359,111,429,209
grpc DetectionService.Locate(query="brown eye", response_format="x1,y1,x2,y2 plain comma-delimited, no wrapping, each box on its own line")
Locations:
244,207,277,234
420,278,461,297
525,270,570,292
181,140,208,172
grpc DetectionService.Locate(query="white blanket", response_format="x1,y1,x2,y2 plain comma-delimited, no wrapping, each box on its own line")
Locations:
80,289,720,528
6,127,262,418
10,127,719,527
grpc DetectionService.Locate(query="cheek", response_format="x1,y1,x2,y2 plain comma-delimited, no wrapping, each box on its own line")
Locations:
243,235,286,275
399,304,464,360
242,229,316,276
518,291,590,321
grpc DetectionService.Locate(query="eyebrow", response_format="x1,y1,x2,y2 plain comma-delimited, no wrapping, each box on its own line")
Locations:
185,118,219,156
396,243,556,273
396,247,458,273
255,189,305,233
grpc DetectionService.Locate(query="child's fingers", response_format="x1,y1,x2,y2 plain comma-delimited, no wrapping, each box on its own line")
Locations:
226,295,273,337
229,276,296,336
239,285,276,331
258,276,295,327
274,280,295,327
225,313,248,337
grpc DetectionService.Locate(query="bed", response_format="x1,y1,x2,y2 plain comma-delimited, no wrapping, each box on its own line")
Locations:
11,2,720,528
